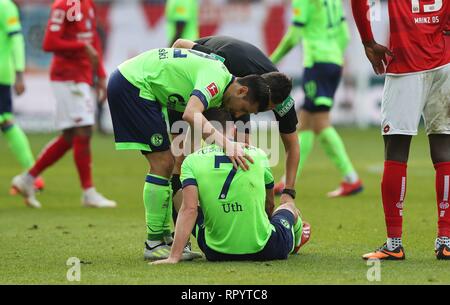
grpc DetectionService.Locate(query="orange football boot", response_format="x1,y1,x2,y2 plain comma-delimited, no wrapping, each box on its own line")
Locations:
362,243,405,260
273,180,285,196
328,180,363,198
435,244,450,260
292,222,311,254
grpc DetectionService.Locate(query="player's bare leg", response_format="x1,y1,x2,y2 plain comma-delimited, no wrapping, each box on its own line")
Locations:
363,135,411,260
429,134,450,260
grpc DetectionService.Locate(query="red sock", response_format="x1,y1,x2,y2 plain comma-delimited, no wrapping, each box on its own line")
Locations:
382,161,407,238
435,162,450,237
73,135,93,190
29,136,72,177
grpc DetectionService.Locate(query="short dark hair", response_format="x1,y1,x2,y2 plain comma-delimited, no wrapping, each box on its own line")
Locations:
203,108,233,130
237,75,270,112
261,72,292,105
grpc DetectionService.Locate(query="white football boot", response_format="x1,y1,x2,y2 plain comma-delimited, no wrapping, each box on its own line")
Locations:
144,241,171,260
11,174,42,208
82,188,117,208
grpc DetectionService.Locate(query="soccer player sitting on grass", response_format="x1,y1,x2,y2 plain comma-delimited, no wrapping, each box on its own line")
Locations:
171,36,298,222
152,109,310,264
107,48,271,260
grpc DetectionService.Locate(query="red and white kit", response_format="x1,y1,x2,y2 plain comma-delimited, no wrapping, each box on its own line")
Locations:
43,0,106,130
354,0,450,136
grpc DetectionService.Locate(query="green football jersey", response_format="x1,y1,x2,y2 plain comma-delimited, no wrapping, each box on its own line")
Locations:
181,144,275,255
118,48,233,113
166,0,199,42
292,0,350,67
0,0,23,85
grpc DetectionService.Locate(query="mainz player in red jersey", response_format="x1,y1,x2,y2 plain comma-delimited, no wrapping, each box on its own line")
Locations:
12,0,116,208
351,0,450,260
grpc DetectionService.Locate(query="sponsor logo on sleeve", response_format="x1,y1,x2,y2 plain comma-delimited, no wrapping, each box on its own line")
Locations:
51,9,66,24
207,83,219,98
7,17,19,26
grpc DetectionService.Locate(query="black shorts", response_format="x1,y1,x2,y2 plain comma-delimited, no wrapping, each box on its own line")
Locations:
302,63,342,113
0,84,13,124
107,70,171,152
194,209,295,261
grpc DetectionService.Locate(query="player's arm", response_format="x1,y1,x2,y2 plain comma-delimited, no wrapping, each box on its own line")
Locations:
152,185,199,265
265,188,275,218
5,2,26,95
172,38,217,57
270,0,308,64
336,20,351,54
350,0,393,75
92,6,107,103
280,132,300,203
183,96,252,171
172,22,187,46
264,155,275,217
167,0,190,46
270,26,303,64
274,104,299,202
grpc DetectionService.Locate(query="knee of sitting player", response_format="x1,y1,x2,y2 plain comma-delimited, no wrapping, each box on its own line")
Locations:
275,201,298,222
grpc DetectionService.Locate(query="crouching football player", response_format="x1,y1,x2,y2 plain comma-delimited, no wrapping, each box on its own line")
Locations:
152,109,311,264
107,48,271,260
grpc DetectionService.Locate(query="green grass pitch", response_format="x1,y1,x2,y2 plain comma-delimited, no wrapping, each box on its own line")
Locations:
1,128,449,284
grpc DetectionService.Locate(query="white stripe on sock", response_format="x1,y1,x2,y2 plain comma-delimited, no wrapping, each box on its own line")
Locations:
399,177,406,202
444,175,449,202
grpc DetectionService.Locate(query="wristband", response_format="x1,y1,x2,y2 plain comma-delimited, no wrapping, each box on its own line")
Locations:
282,188,296,199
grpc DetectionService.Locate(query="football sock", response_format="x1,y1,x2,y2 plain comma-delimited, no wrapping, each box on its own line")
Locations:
435,162,450,237
171,174,182,225
29,136,72,177
293,215,303,249
382,161,407,238
1,124,35,170
297,131,315,176
318,127,358,183
144,174,173,241
73,135,93,190
386,237,402,251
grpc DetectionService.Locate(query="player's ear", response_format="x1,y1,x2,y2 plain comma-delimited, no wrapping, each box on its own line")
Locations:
237,85,249,98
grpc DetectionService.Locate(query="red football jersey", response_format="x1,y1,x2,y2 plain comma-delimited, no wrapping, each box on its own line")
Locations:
386,0,450,74
43,0,106,85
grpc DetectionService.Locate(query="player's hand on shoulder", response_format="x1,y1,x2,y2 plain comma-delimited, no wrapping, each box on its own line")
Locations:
225,140,254,171
363,40,393,75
